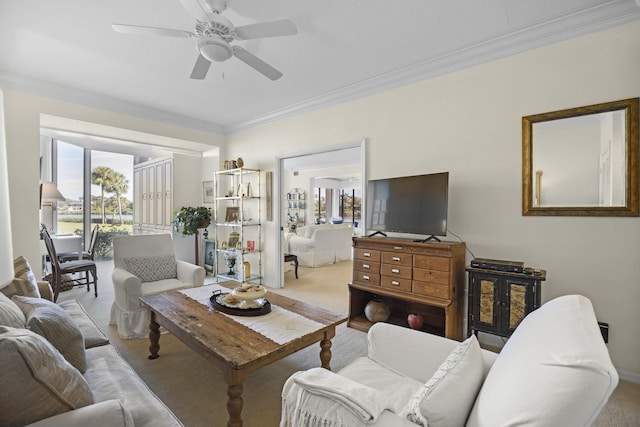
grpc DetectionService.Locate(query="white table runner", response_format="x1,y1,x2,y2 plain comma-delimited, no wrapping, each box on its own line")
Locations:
179,284,325,345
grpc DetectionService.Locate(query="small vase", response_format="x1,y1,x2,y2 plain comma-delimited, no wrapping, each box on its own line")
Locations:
364,297,390,323
407,313,424,330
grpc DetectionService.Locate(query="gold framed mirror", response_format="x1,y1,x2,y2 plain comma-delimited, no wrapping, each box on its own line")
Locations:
523,98,639,216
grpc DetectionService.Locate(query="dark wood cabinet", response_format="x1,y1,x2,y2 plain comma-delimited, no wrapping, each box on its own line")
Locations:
466,267,546,338
349,237,466,341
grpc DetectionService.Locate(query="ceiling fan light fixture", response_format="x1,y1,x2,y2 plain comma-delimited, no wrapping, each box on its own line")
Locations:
198,37,233,62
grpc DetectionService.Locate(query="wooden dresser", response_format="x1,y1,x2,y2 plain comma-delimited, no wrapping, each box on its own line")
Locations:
349,237,466,340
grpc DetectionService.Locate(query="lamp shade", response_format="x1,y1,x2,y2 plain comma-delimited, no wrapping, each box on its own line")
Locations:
41,181,65,203
0,90,14,287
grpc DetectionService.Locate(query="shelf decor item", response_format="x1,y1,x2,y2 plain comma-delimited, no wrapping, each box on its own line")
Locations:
364,297,390,323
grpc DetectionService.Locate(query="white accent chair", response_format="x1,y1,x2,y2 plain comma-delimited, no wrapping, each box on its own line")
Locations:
281,295,618,427
109,234,205,339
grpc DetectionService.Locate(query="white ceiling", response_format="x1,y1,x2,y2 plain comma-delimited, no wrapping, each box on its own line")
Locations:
1,0,639,135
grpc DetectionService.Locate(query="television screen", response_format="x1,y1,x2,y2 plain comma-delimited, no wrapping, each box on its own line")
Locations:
365,172,449,238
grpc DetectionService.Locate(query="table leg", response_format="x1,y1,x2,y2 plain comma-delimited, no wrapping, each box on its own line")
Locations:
294,257,299,279
148,311,160,360
224,370,246,427
319,335,333,370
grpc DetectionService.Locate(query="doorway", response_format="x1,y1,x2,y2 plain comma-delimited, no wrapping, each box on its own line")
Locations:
276,139,366,288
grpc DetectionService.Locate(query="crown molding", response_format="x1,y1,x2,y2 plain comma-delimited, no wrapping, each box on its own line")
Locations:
0,71,226,135
225,1,640,133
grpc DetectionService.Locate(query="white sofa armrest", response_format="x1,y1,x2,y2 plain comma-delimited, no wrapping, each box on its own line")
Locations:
112,267,143,311
367,323,498,383
25,400,134,427
176,260,205,287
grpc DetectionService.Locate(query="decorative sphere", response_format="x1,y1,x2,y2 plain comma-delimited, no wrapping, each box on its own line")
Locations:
236,157,244,168
364,298,390,323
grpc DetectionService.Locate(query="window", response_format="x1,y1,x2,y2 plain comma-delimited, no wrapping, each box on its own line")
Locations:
53,140,133,259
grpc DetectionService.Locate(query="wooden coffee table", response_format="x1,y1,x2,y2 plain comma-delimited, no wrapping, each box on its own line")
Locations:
139,283,347,427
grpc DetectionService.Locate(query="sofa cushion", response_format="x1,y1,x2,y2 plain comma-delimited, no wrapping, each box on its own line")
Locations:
24,399,134,427
0,326,94,427
84,344,183,427
400,335,484,427
0,291,26,327
466,295,619,427
13,256,40,290
13,295,87,373
58,299,109,348
339,356,423,414
124,255,177,282
2,277,41,298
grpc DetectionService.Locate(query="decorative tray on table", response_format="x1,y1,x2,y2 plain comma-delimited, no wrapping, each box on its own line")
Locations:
209,285,271,316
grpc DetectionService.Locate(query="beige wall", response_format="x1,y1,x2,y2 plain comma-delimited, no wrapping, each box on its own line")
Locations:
2,90,223,276
224,20,640,379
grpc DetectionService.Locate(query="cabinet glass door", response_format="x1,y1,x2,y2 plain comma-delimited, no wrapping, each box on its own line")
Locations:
471,275,500,335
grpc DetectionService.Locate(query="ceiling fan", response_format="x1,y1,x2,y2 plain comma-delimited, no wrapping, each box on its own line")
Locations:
112,0,297,80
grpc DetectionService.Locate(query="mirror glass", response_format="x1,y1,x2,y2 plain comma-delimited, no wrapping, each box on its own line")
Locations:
523,98,638,216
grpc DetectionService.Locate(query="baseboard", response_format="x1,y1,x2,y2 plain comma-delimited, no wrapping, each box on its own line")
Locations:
618,368,640,384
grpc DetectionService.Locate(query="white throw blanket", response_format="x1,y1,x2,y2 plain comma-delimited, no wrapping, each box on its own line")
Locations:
281,368,390,427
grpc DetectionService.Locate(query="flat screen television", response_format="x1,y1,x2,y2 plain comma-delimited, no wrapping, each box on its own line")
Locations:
365,172,449,241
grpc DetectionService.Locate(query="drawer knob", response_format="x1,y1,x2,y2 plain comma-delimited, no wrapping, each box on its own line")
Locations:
392,257,400,262
363,252,371,257
363,275,370,280
391,268,400,274
363,264,370,269
391,281,400,286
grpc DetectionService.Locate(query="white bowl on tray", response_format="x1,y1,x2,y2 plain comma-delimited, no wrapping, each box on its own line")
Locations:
230,284,267,308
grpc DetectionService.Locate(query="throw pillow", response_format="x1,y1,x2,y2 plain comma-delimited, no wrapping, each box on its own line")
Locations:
1,276,41,299
13,256,39,289
0,292,26,328
12,295,87,373
0,326,94,427
400,335,484,427
124,255,178,282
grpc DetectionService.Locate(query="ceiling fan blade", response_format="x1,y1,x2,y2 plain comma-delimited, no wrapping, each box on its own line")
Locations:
190,54,212,79
176,0,210,22
232,46,282,80
234,19,297,40
112,24,195,38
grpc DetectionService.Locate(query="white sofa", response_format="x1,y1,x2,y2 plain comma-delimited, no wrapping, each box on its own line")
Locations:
281,295,618,427
284,224,353,267
110,234,205,339
0,274,183,427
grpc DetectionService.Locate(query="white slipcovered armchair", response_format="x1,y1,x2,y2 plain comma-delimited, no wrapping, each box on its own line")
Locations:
109,234,205,339
281,295,618,427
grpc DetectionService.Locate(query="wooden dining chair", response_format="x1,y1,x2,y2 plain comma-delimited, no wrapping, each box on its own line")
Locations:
57,224,99,262
41,228,98,302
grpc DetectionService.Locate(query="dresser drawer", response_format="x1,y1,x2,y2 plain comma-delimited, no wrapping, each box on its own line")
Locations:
354,259,380,274
413,268,449,285
413,255,450,271
381,276,412,292
413,280,451,299
353,270,380,286
381,251,412,266
380,264,412,279
354,248,381,262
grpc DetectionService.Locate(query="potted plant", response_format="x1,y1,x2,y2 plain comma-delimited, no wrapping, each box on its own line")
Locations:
173,206,212,238
173,206,212,265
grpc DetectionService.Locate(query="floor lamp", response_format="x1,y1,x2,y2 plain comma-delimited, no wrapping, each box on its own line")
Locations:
0,90,14,287
40,181,65,234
